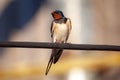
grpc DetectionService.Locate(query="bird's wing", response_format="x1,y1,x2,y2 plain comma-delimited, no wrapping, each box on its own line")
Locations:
66,18,72,41
46,21,57,75
50,21,55,37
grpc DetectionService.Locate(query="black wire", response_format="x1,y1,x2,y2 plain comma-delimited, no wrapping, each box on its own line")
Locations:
0,42,120,51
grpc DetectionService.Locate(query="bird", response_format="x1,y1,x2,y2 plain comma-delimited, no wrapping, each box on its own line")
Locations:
45,10,72,75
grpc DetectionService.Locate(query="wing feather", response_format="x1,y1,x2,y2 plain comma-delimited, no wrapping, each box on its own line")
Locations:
51,21,56,37
66,18,72,41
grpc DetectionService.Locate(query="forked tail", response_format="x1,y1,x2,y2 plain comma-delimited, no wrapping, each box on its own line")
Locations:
45,49,63,75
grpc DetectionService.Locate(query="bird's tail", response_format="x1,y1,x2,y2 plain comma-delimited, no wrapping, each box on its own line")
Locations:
45,57,53,75
53,49,63,64
45,49,63,75
45,50,54,75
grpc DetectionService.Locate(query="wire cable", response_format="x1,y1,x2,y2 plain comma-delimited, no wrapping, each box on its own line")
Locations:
0,42,120,51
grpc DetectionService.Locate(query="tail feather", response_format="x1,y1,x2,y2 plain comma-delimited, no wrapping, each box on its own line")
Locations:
45,50,55,75
53,49,63,64
45,49,63,75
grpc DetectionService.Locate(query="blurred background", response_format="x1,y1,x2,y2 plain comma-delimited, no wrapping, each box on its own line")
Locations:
0,0,120,80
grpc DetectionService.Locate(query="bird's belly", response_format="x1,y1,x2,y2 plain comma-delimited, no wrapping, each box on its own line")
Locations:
53,24,68,43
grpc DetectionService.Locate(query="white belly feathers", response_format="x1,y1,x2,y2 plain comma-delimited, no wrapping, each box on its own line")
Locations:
53,23,68,43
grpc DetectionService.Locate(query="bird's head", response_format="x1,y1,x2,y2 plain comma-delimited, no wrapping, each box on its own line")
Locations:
51,10,64,20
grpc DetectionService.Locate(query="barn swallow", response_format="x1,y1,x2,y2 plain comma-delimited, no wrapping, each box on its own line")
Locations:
45,10,72,75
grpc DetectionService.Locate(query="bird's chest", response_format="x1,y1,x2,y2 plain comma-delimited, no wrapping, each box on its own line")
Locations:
53,23,68,42
54,23,67,35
